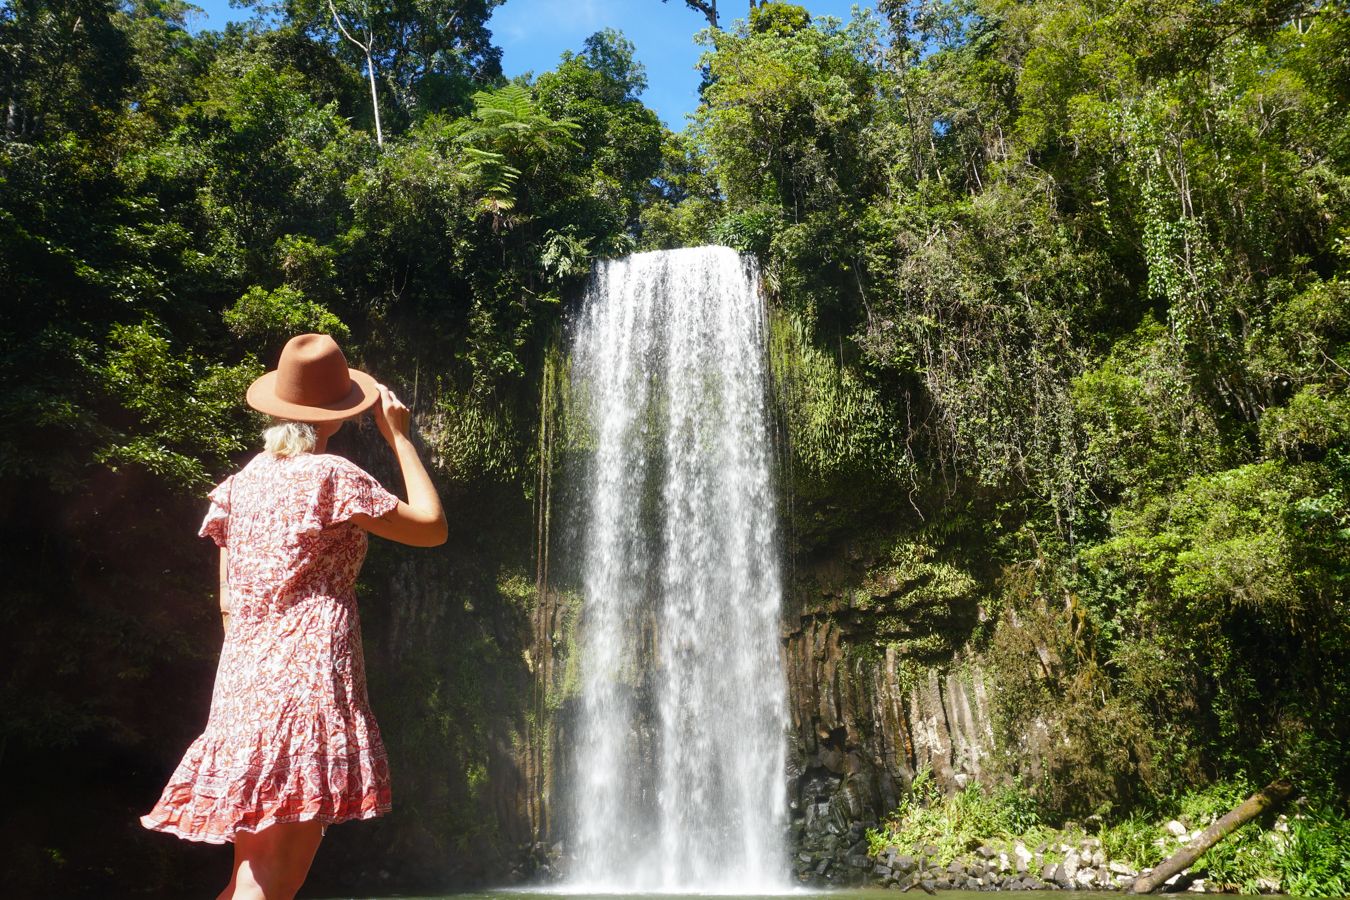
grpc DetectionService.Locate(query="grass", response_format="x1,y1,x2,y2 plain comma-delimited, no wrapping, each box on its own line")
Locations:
866,769,1046,864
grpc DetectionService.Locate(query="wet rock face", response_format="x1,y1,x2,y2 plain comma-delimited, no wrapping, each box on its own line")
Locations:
781,536,1001,882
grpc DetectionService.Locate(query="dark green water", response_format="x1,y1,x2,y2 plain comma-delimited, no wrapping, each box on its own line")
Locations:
332,890,1132,900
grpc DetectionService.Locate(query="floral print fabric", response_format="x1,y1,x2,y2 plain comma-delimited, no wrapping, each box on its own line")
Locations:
141,452,400,844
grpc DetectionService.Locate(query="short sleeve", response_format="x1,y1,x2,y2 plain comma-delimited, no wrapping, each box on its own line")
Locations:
323,458,400,527
198,474,235,548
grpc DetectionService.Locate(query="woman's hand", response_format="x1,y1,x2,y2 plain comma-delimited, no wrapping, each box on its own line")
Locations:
353,382,448,547
373,383,410,448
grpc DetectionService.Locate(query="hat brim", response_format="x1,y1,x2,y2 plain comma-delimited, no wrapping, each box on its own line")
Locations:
246,368,380,423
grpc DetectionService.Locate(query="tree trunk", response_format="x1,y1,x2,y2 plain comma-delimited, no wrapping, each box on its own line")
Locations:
1130,779,1294,894
684,0,718,29
365,51,384,147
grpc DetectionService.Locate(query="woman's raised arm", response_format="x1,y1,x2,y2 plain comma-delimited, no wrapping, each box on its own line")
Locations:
350,384,448,547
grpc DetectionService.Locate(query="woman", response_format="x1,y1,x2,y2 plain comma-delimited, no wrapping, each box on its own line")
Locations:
140,333,447,900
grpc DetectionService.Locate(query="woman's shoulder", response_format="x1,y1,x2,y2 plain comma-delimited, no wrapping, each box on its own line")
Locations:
310,452,372,476
238,452,375,489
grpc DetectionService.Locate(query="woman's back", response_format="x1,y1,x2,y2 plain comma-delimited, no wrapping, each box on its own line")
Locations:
141,450,400,844
205,452,398,619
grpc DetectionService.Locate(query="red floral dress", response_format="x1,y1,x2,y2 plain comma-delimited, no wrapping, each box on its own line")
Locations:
141,451,400,843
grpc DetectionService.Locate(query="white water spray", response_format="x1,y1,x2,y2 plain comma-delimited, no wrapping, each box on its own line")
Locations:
569,246,789,892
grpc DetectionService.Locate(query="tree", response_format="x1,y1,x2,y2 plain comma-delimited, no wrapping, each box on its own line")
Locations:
1,0,135,141
260,0,503,135
663,0,719,30
324,0,384,144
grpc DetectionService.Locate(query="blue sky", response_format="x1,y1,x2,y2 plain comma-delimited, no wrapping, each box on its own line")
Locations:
184,0,872,127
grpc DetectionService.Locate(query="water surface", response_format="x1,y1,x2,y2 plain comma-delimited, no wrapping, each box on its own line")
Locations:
339,890,1132,900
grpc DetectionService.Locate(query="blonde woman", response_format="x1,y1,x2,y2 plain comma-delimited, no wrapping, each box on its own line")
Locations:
141,333,447,900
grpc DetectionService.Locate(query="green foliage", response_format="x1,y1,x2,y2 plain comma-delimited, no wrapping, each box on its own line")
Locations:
224,285,350,349
869,769,1043,863
97,323,261,487
1096,815,1167,869
690,0,1350,823
265,0,502,127
1282,807,1350,898
750,2,811,37
1073,318,1232,505
769,308,909,484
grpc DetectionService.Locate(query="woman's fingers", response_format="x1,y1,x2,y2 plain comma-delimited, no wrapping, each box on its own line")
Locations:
372,382,410,439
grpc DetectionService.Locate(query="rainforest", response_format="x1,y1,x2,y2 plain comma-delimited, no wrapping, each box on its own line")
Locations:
1,0,1347,897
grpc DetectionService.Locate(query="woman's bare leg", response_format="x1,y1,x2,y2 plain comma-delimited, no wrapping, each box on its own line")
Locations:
217,820,325,900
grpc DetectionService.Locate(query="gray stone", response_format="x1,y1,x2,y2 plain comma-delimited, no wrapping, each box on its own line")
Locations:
977,844,996,859
1041,864,1057,881
815,860,831,875
849,855,871,869
893,854,916,873
874,865,893,878
948,860,966,875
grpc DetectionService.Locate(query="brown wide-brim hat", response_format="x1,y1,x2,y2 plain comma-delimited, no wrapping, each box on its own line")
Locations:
246,333,380,423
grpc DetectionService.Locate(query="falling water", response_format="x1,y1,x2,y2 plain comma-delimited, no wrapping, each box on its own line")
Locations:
568,246,788,892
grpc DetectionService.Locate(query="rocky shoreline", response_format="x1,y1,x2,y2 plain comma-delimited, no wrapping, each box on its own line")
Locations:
795,828,1287,894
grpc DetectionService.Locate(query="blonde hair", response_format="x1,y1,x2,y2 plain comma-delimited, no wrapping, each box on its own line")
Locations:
263,420,317,457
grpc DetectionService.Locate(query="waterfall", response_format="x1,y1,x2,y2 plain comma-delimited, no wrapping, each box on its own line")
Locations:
568,246,789,892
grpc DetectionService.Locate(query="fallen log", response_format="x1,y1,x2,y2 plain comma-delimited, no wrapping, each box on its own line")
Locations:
1131,778,1294,894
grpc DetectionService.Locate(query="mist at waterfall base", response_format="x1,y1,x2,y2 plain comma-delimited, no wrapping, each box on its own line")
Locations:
563,246,790,893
